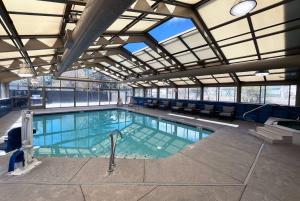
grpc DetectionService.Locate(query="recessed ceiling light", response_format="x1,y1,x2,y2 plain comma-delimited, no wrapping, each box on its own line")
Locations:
230,0,257,16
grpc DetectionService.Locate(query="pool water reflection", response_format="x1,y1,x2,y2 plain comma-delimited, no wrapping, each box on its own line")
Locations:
33,109,212,159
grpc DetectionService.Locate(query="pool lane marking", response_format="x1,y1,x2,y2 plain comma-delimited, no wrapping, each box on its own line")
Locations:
167,113,239,128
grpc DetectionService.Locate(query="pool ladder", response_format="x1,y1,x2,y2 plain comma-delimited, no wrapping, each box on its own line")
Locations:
107,129,123,173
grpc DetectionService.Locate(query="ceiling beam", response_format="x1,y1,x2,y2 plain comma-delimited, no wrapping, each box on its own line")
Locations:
121,55,300,82
0,1,37,75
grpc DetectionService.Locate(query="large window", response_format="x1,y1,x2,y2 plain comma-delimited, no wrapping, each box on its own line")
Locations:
146,88,157,98
134,88,144,97
188,88,201,100
178,88,188,100
219,87,237,102
88,82,99,106
160,88,176,99
241,86,261,103
203,87,218,101
241,85,296,106
265,85,290,105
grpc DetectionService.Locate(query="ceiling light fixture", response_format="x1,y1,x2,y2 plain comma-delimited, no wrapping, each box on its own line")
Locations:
255,70,269,77
18,63,34,78
230,0,257,16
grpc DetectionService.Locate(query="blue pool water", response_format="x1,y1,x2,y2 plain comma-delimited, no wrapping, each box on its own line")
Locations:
33,109,212,159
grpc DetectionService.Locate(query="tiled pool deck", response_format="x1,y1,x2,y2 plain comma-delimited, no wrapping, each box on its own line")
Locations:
0,106,299,201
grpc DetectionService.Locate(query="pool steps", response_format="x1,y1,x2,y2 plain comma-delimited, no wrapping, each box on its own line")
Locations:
248,125,293,144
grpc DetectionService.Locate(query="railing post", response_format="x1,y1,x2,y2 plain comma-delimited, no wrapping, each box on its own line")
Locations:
107,134,114,173
107,130,123,173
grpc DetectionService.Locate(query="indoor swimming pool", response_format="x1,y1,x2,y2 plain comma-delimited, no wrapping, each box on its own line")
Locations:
33,109,212,159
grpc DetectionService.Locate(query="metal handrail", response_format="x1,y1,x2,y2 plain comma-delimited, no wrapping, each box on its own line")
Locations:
243,103,300,120
107,129,123,173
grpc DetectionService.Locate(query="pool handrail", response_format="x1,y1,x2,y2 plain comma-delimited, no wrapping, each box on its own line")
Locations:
107,129,123,173
243,104,300,121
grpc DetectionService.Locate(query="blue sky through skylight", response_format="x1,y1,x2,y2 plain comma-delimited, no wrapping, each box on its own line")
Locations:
123,42,148,53
148,17,196,42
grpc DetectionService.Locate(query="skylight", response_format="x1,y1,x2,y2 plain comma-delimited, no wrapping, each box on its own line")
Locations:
123,42,148,53
148,17,196,42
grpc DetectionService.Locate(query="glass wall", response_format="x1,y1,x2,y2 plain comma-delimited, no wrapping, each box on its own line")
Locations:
219,87,237,102
100,90,110,105
8,70,132,108
146,88,157,98
241,86,261,103
45,88,60,108
178,88,189,100
241,85,296,106
265,85,290,105
88,82,99,106
204,87,237,102
134,88,144,97
60,88,74,107
160,88,175,99
110,91,118,104
188,88,201,100
203,87,218,101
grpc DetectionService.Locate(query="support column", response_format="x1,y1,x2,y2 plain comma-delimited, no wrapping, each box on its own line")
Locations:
143,87,146,98
236,84,241,103
157,87,160,99
200,85,204,101
175,87,178,100
296,82,300,107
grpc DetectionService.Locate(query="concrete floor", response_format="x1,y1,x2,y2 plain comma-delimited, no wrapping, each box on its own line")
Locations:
0,106,299,201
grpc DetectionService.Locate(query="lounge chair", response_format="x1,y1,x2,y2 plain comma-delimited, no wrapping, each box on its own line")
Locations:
144,99,152,107
199,104,215,116
148,100,158,108
159,100,170,110
219,106,235,121
184,103,196,113
171,102,184,112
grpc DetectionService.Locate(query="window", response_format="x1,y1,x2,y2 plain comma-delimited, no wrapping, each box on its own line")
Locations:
134,88,144,97
203,87,217,101
160,88,175,99
124,42,148,53
146,88,157,98
159,88,167,99
219,87,237,102
178,88,188,100
241,86,261,104
188,88,201,100
9,78,29,97
241,85,296,106
265,85,290,106
167,88,176,99
290,85,296,106
149,17,196,42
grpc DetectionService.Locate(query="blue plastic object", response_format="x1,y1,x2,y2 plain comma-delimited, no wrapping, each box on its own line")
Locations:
8,150,24,172
6,127,22,153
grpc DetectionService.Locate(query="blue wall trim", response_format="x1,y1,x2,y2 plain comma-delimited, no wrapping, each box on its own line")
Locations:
133,97,300,123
